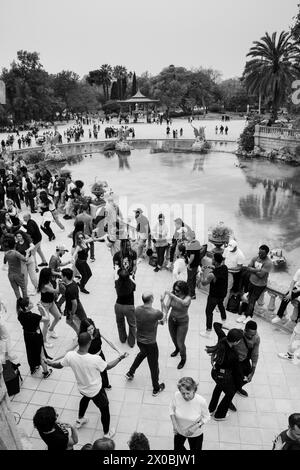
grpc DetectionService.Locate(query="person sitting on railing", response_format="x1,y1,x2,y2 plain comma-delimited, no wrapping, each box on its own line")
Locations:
272,268,300,325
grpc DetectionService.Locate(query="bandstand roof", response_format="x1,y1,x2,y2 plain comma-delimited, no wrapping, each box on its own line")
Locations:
118,89,159,104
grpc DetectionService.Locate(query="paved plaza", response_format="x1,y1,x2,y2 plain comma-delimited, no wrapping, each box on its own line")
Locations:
1,215,299,451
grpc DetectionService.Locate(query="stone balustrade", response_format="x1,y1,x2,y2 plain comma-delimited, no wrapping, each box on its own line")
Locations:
254,125,300,156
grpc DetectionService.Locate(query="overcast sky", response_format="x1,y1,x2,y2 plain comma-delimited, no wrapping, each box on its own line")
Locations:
0,0,298,79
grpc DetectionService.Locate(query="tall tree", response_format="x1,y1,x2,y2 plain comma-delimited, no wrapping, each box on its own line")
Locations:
110,81,118,100
291,3,300,40
243,31,300,121
113,65,127,100
1,50,55,122
131,72,137,96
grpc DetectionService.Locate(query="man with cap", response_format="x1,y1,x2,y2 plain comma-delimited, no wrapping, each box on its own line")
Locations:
199,253,228,338
133,208,151,263
223,239,245,309
49,245,72,311
213,320,260,399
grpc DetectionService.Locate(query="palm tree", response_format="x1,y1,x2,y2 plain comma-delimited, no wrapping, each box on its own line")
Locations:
113,65,127,100
243,31,300,121
99,64,113,101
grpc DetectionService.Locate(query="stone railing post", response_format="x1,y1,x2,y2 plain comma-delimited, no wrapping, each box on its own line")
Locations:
0,364,23,450
267,292,277,311
254,124,260,147
257,291,265,307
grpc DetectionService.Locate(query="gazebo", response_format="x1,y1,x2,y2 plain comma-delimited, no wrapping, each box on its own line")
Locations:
118,90,160,123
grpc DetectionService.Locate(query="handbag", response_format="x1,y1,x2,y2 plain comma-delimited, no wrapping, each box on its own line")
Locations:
3,360,22,396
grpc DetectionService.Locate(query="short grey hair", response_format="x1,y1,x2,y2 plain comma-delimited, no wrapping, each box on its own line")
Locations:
177,377,198,392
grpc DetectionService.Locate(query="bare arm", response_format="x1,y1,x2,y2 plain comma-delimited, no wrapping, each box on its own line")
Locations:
105,352,128,371
201,272,215,287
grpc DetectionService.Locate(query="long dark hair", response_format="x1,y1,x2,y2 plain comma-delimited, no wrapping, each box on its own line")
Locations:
207,337,227,366
38,267,52,292
177,243,188,264
73,222,84,247
79,318,98,337
172,280,189,297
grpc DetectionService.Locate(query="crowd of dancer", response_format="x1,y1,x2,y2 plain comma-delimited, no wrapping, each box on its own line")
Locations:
0,151,299,451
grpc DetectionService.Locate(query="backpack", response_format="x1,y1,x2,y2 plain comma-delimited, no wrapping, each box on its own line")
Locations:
3,360,23,397
227,293,241,313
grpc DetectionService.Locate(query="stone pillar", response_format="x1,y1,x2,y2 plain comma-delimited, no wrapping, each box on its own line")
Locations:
267,293,277,311
0,364,23,450
254,124,260,147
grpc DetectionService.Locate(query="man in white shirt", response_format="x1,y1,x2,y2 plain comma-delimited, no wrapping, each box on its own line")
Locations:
46,332,128,438
223,240,245,309
272,268,300,324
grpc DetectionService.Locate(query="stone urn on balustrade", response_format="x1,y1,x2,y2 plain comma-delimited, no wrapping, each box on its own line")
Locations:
208,222,233,255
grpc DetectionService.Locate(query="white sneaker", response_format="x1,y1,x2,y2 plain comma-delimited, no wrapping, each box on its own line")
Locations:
48,331,58,339
44,342,53,348
137,258,142,264
236,315,246,323
75,417,89,429
271,316,282,324
199,330,212,338
242,317,252,324
278,352,293,360
104,427,116,439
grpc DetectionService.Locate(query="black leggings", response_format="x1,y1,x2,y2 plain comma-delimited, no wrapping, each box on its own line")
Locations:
174,433,203,451
79,388,110,434
40,221,54,240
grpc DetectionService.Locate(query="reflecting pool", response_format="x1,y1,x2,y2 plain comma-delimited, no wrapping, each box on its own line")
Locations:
62,149,300,286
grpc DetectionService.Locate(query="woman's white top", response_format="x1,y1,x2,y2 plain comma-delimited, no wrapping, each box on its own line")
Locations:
169,391,210,437
173,258,187,282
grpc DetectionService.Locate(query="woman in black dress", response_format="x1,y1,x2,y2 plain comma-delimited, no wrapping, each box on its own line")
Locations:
17,297,53,378
79,318,115,389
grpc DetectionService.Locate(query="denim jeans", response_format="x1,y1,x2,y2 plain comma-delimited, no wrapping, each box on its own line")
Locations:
168,316,189,359
114,303,136,347
129,341,160,391
205,296,226,330
8,272,27,299
187,267,198,297
245,282,266,318
156,245,168,268
277,290,300,321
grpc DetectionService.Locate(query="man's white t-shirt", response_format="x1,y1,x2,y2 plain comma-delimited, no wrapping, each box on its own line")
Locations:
293,269,300,290
61,351,107,397
223,247,245,271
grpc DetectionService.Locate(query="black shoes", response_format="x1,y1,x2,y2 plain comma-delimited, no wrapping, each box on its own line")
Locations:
38,263,48,267
237,388,248,397
153,267,160,272
80,288,90,294
152,383,165,396
177,358,186,369
228,402,237,412
125,372,134,381
170,349,179,357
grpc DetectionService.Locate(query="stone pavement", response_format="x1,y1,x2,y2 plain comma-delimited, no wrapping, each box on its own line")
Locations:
1,214,300,451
